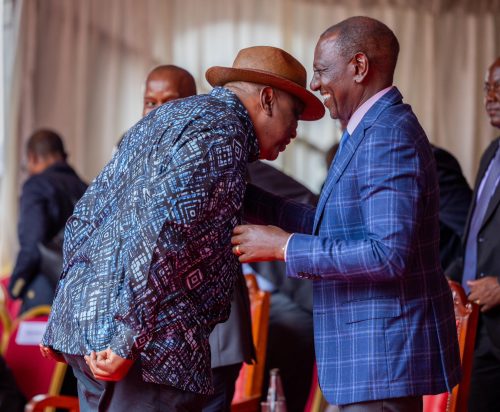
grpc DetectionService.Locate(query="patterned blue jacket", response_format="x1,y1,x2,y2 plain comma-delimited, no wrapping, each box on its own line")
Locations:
245,88,461,405
42,87,259,394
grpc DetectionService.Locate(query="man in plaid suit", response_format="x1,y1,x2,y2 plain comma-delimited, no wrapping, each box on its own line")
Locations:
232,17,461,411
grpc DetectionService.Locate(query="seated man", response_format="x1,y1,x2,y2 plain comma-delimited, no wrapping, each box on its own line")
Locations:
40,46,324,412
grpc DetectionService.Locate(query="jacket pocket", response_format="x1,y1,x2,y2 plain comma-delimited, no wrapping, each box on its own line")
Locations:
341,296,401,324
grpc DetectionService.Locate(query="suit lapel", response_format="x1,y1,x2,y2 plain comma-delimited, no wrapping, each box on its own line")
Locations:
482,184,500,228
463,138,500,242
313,88,404,233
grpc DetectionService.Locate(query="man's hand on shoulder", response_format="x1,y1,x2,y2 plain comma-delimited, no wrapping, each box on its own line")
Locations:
84,348,133,381
467,276,500,312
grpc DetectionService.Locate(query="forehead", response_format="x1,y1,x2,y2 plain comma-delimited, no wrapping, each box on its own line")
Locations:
146,71,181,93
486,62,500,83
314,34,341,64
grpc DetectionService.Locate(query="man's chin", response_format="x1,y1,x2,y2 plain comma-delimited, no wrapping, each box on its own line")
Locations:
259,151,279,161
489,116,500,129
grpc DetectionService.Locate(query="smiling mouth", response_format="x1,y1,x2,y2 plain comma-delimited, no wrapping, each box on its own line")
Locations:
321,92,331,105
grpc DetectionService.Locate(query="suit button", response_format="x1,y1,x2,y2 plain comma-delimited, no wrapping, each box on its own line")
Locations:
480,273,485,278
478,237,484,243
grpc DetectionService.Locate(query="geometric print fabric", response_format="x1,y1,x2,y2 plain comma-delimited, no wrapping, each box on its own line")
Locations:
42,87,259,394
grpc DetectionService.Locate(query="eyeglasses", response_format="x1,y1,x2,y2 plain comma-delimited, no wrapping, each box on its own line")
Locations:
484,81,500,95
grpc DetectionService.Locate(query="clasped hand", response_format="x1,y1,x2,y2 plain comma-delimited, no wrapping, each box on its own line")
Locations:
467,276,500,312
84,348,133,381
39,344,133,381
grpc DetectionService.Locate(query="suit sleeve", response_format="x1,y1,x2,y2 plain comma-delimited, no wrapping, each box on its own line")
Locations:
286,128,427,282
244,183,315,234
9,178,50,298
434,147,472,236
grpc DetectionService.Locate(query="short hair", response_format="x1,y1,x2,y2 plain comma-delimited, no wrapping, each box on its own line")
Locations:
145,65,197,97
323,16,400,79
26,129,67,160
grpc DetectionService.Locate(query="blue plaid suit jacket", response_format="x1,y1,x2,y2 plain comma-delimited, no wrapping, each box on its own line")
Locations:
245,88,461,405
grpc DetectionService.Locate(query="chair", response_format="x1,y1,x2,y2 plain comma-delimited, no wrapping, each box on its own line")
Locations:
0,282,13,352
25,394,79,412
231,274,271,411
0,276,21,320
423,280,479,412
304,363,331,412
3,305,68,401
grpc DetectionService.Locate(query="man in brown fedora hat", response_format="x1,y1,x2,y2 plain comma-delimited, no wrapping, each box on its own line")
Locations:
40,46,323,412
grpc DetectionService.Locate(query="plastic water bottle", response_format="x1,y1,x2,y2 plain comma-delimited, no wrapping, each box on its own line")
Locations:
261,368,287,412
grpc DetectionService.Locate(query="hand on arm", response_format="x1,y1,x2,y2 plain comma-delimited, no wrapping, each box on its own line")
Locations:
467,276,500,312
84,348,133,381
231,224,291,263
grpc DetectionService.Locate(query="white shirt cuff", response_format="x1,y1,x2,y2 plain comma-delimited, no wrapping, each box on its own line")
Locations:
283,233,294,262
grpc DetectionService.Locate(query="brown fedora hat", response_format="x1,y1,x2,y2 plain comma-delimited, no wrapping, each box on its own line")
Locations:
206,46,325,121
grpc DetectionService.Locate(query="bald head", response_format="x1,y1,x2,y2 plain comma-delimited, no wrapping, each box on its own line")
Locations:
143,65,197,116
485,57,500,128
322,16,399,84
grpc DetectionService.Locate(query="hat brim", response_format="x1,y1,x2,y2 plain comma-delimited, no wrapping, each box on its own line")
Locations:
206,67,325,121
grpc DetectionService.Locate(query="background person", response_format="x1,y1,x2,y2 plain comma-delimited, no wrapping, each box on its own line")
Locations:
448,56,500,412
9,129,87,313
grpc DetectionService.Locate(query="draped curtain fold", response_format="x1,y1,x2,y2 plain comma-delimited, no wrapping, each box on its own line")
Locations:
1,0,499,270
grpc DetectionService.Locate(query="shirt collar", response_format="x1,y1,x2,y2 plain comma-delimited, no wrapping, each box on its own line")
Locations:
209,87,260,162
346,86,393,135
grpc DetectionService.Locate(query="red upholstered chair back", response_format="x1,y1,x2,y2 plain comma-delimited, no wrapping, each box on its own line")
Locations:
3,305,67,400
0,277,21,320
231,274,271,411
423,281,479,412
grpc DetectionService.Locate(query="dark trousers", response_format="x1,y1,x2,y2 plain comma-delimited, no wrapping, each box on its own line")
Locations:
262,292,314,412
468,319,500,412
64,355,207,412
339,396,422,412
202,363,242,412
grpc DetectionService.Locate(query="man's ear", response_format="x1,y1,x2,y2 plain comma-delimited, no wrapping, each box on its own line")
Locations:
259,86,275,116
352,52,369,83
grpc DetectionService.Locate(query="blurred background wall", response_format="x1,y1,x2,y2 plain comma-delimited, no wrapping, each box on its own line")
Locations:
1,0,500,271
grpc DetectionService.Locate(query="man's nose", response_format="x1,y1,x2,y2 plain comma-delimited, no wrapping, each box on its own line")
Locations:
485,88,497,102
310,74,320,91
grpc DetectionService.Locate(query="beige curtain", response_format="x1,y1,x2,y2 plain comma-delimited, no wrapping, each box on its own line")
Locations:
1,0,499,270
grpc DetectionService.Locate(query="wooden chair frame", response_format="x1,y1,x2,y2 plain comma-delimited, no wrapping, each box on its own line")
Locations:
25,394,79,412
231,274,271,411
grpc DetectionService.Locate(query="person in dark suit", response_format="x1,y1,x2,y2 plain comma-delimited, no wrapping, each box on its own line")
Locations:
432,145,473,271
9,130,87,313
232,17,461,411
247,161,317,412
447,56,500,412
